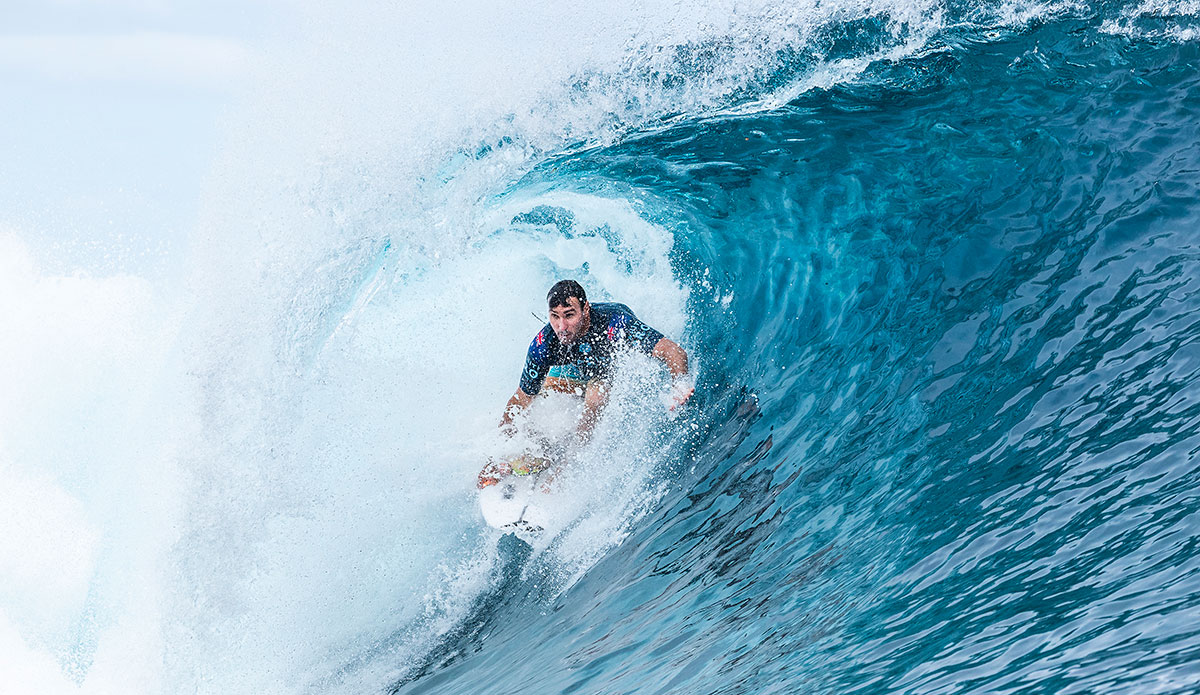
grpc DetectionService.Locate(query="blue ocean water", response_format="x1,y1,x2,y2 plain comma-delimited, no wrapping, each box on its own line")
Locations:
4,3,1200,695
379,17,1200,695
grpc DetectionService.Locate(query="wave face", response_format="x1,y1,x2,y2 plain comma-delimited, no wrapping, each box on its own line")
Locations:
486,32,1200,695
4,2,1200,694
387,21,1200,695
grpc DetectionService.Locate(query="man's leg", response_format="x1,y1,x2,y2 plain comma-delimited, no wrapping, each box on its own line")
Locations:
543,376,586,394
544,364,587,395
579,380,610,442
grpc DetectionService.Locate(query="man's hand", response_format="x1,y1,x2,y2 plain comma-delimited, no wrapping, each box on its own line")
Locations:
499,388,534,433
651,337,693,411
667,379,694,411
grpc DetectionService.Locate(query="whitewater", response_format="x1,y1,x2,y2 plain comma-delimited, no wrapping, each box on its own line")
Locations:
3,0,1200,693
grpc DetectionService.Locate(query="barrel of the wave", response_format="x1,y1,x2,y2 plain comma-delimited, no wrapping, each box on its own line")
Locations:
477,453,557,541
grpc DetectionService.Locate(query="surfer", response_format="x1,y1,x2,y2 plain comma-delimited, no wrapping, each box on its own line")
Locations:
500,279,693,437
478,280,691,489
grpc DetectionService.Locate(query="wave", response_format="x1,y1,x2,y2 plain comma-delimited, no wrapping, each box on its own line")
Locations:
2,3,1199,694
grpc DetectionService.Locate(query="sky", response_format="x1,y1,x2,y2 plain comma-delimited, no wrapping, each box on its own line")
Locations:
1,1,293,276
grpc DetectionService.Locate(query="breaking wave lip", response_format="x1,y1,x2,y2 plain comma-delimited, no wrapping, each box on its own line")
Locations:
1099,0,1200,40
224,0,968,250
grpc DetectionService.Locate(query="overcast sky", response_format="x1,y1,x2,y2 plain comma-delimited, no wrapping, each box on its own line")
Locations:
2,1,292,276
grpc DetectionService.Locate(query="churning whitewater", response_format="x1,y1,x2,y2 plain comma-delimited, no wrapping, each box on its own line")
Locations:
3,0,1200,693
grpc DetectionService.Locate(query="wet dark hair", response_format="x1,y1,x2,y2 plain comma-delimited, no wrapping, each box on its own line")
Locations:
547,279,587,309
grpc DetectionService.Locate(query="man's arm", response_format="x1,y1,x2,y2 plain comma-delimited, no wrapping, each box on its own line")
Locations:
651,337,694,409
503,326,552,434
499,388,534,433
480,388,535,487
651,337,688,377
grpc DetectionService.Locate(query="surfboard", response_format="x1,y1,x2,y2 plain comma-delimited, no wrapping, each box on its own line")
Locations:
477,454,555,540
478,472,549,539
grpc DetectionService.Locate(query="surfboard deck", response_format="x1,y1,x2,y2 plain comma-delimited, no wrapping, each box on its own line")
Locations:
475,456,554,544
478,462,553,540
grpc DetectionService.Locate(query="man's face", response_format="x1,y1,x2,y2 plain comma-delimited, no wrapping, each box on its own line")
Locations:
549,297,589,344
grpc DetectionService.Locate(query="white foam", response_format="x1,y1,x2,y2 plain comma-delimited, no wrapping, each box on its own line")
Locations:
160,178,693,692
0,232,184,694
1100,0,1200,40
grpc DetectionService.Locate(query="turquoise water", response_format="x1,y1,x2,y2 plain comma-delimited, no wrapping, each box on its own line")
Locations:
5,4,1200,694
391,18,1200,695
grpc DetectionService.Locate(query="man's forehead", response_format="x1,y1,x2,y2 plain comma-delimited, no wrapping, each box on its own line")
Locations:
550,298,584,313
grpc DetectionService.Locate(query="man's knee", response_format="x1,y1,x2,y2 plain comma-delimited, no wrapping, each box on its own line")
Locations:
584,381,609,408
543,376,585,394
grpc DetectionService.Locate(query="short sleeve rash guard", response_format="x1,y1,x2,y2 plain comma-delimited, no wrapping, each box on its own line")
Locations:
519,302,665,395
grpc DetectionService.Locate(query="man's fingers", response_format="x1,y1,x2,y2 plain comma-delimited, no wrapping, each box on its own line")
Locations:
668,385,694,411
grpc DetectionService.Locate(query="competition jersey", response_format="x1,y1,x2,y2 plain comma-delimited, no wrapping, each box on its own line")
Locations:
519,302,665,395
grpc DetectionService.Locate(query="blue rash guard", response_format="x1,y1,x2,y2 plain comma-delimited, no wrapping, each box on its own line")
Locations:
519,302,665,395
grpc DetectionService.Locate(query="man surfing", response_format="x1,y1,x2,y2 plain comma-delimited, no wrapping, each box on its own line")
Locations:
477,279,693,488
